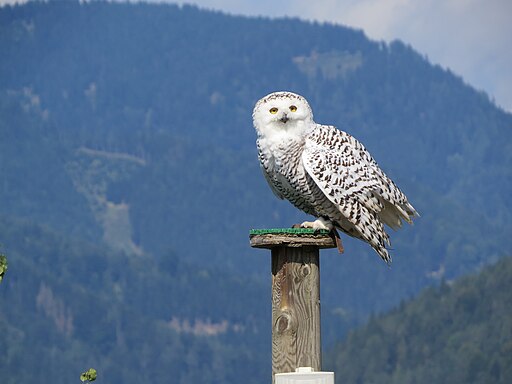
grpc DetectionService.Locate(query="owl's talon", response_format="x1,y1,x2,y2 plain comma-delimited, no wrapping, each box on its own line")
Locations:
299,218,333,231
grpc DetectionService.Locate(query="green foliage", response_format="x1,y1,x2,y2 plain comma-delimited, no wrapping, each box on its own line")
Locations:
0,253,7,283
325,256,512,384
80,368,97,382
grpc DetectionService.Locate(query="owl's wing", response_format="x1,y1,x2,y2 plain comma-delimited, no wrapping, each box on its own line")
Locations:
302,125,417,258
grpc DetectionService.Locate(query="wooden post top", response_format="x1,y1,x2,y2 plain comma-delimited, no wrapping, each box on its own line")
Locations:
249,228,337,250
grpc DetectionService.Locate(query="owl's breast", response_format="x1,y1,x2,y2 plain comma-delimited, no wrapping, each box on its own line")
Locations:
257,136,323,216
259,136,304,179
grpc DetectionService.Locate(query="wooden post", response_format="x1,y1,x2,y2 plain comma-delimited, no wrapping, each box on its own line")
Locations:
250,229,336,383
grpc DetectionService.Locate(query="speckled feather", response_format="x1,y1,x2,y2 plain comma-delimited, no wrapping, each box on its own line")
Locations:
253,91,418,262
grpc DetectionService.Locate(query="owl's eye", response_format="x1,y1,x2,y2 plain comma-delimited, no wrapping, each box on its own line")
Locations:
269,107,278,114
289,105,297,112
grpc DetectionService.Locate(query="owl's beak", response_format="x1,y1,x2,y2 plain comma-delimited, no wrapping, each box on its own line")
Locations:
280,113,289,123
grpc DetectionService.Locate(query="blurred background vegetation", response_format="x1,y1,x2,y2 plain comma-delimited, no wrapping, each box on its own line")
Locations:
0,1,511,383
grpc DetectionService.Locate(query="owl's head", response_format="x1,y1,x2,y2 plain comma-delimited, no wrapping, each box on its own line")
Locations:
253,91,314,137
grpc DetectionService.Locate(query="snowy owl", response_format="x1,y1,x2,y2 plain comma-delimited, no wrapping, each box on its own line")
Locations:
252,91,418,263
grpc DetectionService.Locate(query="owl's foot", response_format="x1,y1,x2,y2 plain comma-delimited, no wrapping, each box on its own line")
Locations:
292,219,343,253
299,217,333,231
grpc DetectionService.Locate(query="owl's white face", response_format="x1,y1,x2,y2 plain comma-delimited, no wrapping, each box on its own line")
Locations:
253,91,314,138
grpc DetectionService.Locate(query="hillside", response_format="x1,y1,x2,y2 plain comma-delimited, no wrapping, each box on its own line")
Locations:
1,1,511,383
326,256,512,384
0,216,269,383
1,1,510,308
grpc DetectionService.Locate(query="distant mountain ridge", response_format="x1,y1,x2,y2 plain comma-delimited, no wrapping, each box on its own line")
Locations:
1,1,511,383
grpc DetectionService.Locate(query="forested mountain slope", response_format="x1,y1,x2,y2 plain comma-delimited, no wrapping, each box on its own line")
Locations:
1,1,511,383
1,0,510,306
326,256,512,384
0,216,269,384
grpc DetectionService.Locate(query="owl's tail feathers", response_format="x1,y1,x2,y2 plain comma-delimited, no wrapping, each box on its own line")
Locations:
376,244,392,265
395,202,418,224
401,201,420,223
371,201,418,264
357,210,392,264
379,200,419,230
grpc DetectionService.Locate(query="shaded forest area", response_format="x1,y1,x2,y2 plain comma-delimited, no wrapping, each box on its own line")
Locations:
326,256,512,384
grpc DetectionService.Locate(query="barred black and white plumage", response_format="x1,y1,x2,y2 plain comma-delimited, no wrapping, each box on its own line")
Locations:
252,91,418,263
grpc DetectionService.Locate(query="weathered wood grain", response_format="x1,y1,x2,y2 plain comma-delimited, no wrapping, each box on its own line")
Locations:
250,230,335,383
271,246,321,382
250,231,336,249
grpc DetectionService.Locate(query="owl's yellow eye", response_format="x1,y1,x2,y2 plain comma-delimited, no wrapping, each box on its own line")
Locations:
289,105,297,112
269,107,278,114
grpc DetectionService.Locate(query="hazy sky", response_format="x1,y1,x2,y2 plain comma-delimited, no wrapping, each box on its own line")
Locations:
2,0,511,112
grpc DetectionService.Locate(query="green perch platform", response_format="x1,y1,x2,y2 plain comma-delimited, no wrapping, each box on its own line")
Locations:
249,228,337,250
